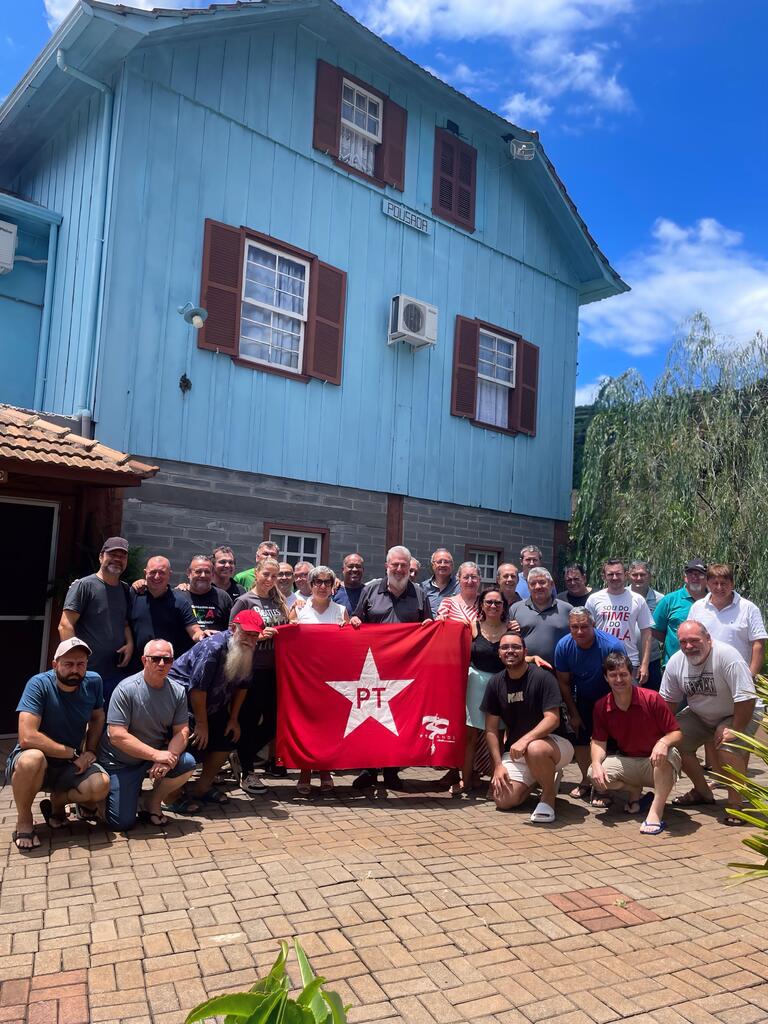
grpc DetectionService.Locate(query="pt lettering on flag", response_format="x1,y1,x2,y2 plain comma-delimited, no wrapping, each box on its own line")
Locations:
275,621,470,769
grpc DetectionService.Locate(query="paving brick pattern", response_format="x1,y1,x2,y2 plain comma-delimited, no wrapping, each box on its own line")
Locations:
2,762,768,1024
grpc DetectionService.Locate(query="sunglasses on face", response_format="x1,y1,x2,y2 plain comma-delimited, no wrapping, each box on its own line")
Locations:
312,579,333,587
146,655,173,664
484,599,503,606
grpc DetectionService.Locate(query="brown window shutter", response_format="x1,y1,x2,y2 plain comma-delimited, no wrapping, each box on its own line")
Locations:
456,142,476,231
198,219,243,356
510,340,539,436
432,128,477,232
374,97,407,191
450,316,479,417
304,261,346,385
313,60,342,159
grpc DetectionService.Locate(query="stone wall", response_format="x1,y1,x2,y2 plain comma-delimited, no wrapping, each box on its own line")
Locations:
123,458,557,582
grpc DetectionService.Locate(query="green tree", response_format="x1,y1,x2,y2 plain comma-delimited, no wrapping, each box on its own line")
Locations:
572,313,768,605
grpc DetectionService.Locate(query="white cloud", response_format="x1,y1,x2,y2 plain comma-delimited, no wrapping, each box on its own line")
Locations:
502,92,554,123
356,0,635,125
574,377,608,405
44,0,199,30
581,218,768,356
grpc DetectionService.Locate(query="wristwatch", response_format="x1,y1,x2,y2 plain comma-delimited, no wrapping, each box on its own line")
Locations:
70,748,81,762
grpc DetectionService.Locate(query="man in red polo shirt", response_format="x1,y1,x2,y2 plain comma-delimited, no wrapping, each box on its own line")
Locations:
589,651,682,835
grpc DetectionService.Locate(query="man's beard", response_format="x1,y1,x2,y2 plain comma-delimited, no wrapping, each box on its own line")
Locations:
223,639,255,683
56,670,84,688
387,572,408,595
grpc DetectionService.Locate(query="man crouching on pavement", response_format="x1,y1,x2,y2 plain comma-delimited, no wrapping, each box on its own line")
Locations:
164,609,265,812
589,652,683,835
481,634,574,823
7,638,110,851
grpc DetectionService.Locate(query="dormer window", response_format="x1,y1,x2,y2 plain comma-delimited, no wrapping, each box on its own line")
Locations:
340,80,382,176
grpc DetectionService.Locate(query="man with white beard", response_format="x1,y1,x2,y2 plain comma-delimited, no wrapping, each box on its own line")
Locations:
165,609,266,811
349,546,433,790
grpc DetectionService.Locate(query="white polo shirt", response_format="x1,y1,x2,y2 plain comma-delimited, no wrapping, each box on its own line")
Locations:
687,592,767,665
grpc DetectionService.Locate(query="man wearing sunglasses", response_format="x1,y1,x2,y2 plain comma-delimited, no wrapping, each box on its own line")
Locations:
99,639,196,830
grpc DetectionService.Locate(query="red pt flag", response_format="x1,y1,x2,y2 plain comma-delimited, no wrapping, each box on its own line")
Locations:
275,621,470,770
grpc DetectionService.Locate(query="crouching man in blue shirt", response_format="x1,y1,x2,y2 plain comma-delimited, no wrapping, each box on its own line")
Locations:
7,637,110,851
99,638,196,830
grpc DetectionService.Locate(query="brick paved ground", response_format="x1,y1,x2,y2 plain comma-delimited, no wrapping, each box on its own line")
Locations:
2,755,768,1024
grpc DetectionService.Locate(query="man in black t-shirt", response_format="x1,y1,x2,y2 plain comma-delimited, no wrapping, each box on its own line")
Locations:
481,634,574,823
176,555,232,641
129,557,203,665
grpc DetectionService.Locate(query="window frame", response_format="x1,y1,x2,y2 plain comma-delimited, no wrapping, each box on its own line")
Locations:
465,546,503,586
341,78,383,145
477,329,516,389
239,239,311,376
264,522,330,566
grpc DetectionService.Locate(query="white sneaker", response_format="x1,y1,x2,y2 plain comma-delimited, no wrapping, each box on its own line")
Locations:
242,772,268,795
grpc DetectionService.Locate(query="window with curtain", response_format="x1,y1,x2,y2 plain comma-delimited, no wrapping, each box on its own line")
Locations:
339,80,382,177
475,329,516,428
240,241,310,372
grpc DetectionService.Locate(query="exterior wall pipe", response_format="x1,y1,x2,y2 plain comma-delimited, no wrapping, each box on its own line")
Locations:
55,48,113,423
32,220,58,410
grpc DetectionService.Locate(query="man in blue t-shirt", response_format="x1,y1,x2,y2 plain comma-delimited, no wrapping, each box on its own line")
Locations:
554,606,626,803
6,638,110,851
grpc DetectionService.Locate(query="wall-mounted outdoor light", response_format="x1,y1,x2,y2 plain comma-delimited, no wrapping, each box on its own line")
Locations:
177,302,208,329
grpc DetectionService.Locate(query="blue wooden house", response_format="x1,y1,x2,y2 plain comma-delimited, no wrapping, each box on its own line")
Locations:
0,0,626,592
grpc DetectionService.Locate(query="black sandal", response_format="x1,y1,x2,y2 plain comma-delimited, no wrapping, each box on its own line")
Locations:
40,799,70,829
12,830,40,851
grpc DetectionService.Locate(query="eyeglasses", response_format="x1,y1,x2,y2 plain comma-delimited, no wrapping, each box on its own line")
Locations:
312,578,333,587
146,655,173,664
277,572,294,578
500,646,524,653
483,599,503,606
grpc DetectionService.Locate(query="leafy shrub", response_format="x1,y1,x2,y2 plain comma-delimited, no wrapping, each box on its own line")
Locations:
722,675,768,878
185,939,350,1024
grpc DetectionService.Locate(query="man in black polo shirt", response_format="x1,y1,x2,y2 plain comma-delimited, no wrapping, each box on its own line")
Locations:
482,634,574,823
509,568,572,664
129,556,203,668
350,545,433,790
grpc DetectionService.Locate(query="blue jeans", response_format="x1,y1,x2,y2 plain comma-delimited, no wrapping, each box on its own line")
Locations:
105,752,196,831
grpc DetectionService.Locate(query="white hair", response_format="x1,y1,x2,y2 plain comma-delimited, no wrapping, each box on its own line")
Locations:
527,567,553,583
144,638,174,656
386,545,411,562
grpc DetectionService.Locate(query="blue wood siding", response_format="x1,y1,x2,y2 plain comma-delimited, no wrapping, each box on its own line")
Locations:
11,91,104,414
11,18,582,520
0,224,46,408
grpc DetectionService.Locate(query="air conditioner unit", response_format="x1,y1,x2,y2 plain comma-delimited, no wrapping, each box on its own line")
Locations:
0,221,17,275
388,294,438,348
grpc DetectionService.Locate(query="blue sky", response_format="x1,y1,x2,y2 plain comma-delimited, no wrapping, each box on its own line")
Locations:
3,0,767,403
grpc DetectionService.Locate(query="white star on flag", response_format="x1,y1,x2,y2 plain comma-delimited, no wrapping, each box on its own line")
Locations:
325,648,414,738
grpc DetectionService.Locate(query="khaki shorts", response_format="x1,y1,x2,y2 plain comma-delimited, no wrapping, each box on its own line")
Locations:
677,707,759,754
502,735,574,788
589,750,681,790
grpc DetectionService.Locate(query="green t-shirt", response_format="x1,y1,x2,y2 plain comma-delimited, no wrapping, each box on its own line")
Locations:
652,586,695,664
233,567,255,590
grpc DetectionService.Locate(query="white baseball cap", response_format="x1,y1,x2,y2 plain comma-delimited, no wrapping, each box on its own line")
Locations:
54,637,92,659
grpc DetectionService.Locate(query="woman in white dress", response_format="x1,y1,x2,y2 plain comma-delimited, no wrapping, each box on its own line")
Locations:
295,566,348,794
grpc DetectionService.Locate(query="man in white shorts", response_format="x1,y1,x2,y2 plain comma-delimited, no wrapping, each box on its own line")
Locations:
660,620,758,826
481,634,573,823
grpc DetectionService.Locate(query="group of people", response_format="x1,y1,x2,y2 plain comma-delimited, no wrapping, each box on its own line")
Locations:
6,536,764,850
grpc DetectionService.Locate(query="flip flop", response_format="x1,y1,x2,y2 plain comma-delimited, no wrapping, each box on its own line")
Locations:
138,810,169,827
296,783,312,796
569,784,590,800
722,812,744,827
590,792,612,808
12,830,40,851
40,799,70,829
671,789,715,807
163,797,203,815
197,787,229,805
624,792,654,815
530,801,556,824
640,820,666,835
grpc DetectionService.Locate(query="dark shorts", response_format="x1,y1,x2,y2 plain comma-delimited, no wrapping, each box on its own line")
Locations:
189,707,238,760
5,749,107,793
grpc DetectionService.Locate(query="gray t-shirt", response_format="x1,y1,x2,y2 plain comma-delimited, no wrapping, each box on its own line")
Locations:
508,598,573,663
660,639,757,726
100,672,188,768
64,573,129,679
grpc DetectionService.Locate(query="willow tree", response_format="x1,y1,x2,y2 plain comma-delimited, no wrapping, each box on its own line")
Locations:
572,314,768,606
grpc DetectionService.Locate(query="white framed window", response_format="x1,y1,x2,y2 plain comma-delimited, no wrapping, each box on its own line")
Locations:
468,549,500,586
340,79,382,176
269,530,323,567
240,241,311,373
476,329,516,428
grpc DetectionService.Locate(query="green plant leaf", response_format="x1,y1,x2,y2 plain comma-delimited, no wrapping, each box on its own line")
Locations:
294,940,328,1024
320,988,348,1024
252,942,290,994
186,993,268,1022
282,1003,318,1024
244,990,286,1024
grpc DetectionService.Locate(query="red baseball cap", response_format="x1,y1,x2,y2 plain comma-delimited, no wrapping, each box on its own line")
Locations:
232,609,265,633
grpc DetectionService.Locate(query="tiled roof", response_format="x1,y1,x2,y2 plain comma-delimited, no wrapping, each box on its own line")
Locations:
0,405,158,480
